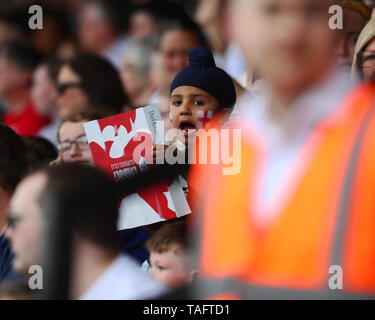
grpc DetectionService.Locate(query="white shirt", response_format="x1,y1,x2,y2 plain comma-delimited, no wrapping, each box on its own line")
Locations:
234,69,356,227
214,41,247,80
80,254,167,300
104,36,129,70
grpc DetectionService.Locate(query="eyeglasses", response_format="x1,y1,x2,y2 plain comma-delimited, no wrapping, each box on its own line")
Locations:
58,135,89,157
56,82,83,95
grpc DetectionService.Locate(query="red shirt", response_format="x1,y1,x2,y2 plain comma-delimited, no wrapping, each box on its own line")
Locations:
3,101,50,136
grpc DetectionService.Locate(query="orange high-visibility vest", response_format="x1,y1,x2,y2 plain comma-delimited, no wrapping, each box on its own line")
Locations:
189,83,375,299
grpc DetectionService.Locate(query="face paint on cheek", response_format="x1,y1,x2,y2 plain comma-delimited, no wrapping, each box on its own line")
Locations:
170,111,173,123
196,110,213,129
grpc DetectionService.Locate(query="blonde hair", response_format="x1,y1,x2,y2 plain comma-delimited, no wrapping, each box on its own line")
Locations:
352,19,375,77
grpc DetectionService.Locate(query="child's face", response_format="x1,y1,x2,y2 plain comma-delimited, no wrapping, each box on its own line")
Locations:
170,86,220,144
149,246,191,289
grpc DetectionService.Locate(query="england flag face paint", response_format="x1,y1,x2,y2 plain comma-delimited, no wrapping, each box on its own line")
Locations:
196,110,213,129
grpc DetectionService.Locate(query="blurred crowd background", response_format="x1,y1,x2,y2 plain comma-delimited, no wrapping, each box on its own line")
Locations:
0,0,375,301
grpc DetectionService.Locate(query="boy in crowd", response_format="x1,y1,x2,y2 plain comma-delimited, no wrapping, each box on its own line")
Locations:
170,46,236,144
146,221,198,289
153,46,236,164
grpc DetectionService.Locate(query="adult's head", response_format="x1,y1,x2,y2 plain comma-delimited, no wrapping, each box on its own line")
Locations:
5,163,120,274
158,20,207,88
31,7,72,57
231,0,339,100
0,124,28,196
0,124,28,227
0,42,42,99
129,0,199,40
57,109,111,165
128,3,164,39
31,58,62,118
336,1,370,69
352,18,375,80
56,53,129,119
76,0,128,54
22,136,58,171
120,37,158,105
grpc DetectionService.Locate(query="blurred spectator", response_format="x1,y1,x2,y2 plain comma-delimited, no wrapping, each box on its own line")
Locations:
31,7,76,59
146,221,198,289
0,8,29,45
336,0,370,70
5,163,166,299
22,136,58,171
31,58,62,145
120,37,159,107
0,124,28,283
0,42,50,136
149,52,174,130
56,53,129,120
195,0,247,79
352,18,375,80
190,0,375,299
76,0,130,69
128,3,164,39
156,20,207,90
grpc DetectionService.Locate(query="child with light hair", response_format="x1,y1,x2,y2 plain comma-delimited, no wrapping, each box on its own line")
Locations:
146,221,198,289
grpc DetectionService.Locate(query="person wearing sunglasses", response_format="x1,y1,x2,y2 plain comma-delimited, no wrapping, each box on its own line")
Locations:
352,18,375,80
56,53,130,121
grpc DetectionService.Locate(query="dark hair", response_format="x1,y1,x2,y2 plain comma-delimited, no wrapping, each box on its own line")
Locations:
63,53,129,113
0,42,43,71
41,163,120,249
0,124,28,194
0,6,30,38
146,220,187,254
81,0,130,33
22,136,58,171
41,57,63,86
160,19,208,49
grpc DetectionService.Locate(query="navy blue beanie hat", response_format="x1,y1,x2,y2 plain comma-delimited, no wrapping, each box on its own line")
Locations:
170,47,236,109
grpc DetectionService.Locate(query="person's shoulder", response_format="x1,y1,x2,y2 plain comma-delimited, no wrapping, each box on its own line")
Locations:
115,255,168,299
